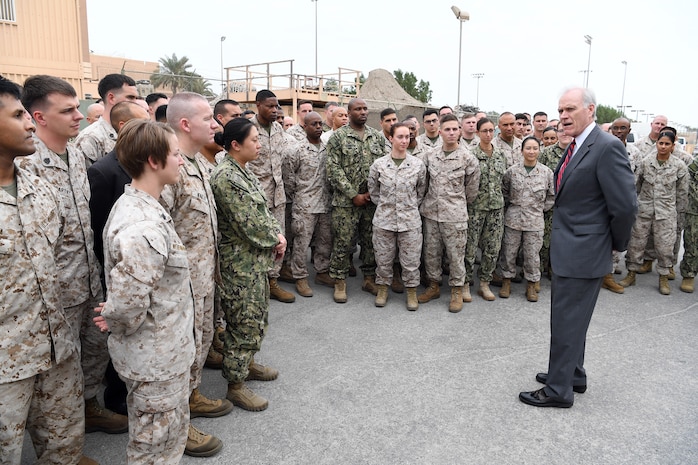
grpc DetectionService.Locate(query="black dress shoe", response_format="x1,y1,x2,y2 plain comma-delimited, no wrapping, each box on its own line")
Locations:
519,388,573,408
535,372,587,393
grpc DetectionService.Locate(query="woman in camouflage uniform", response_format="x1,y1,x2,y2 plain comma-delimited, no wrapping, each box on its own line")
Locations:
210,118,287,412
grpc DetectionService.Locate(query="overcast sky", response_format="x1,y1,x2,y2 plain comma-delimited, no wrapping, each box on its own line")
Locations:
87,0,698,129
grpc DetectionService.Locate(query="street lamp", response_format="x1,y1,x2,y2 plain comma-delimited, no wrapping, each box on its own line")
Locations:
451,5,470,105
616,104,631,116
633,109,644,122
643,113,653,123
311,0,318,76
620,60,627,114
584,35,592,88
472,73,484,108
220,36,226,97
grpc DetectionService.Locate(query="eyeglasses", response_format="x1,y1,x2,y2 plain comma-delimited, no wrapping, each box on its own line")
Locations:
479,129,495,134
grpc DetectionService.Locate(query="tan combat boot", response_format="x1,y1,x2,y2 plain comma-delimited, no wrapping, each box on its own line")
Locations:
375,284,389,307
362,275,379,295
204,345,223,369
85,397,128,434
246,358,279,381
462,284,472,302
295,278,313,297
659,275,671,295
619,271,637,287
226,382,268,411
78,456,99,465
478,281,495,301
499,278,511,298
535,281,541,292
314,272,335,288
680,277,695,293
184,424,223,457
269,278,295,303
334,279,347,303
667,266,676,280
189,388,233,418
406,287,419,311
418,281,440,303
602,273,624,294
449,286,463,313
637,259,653,274
526,281,539,302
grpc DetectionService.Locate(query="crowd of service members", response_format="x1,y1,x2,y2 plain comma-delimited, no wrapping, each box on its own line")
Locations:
1,71,696,465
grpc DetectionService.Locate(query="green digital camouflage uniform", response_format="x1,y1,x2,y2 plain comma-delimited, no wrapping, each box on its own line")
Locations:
326,124,385,279
465,144,507,283
210,157,282,384
680,154,698,278
538,143,565,273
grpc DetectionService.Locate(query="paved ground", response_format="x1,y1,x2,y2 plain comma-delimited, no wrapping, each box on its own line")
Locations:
23,262,698,464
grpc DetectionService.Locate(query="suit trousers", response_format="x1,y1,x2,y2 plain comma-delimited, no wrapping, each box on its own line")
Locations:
545,274,603,402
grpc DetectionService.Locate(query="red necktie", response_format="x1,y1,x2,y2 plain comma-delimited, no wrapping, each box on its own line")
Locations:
556,139,576,191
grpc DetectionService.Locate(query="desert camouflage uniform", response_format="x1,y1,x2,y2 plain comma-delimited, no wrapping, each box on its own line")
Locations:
460,135,480,151
626,143,641,172
416,133,442,151
633,135,657,157
539,143,565,272
326,124,385,279
408,139,432,162
420,146,480,286
160,154,218,391
17,138,106,401
248,116,292,279
500,162,555,282
286,123,307,142
680,155,698,278
0,166,83,465
379,131,393,155
103,185,195,464
493,134,522,168
465,144,507,283
286,139,332,279
75,117,117,168
625,154,689,276
210,157,281,384
368,154,427,287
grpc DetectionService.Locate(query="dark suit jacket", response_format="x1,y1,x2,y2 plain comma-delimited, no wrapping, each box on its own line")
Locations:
551,125,637,278
87,150,132,267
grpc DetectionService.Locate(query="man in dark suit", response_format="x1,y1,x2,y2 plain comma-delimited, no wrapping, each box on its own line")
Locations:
519,87,637,408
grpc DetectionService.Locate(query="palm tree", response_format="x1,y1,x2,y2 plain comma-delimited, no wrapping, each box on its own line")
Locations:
184,72,214,97
150,53,193,95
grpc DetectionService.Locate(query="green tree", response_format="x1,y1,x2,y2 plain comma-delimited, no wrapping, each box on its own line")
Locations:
183,71,214,97
596,104,624,124
343,73,365,95
150,53,193,95
394,69,432,104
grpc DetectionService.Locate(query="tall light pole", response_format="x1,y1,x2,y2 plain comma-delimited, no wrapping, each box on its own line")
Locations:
620,60,627,114
584,35,592,88
220,36,226,97
472,73,484,108
451,6,470,105
643,113,653,123
633,109,644,122
311,0,318,76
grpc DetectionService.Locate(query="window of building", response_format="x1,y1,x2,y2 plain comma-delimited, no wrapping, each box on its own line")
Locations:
1,0,16,22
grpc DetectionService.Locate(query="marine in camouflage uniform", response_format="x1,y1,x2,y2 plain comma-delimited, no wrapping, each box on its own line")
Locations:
539,142,566,274
248,114,292,279
75,116,118,167
493,133,522,168
17,137,108,407
103,185,196,464
420,145,480,286
210,156,282,383
160,152,219,393
679,154,698,283
286,137,332,280
624,153,689,276
416,133,442,151
368,153,427,287
326,114,385,280
500,162,555,283
465,144,508,283
0,164,84,465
